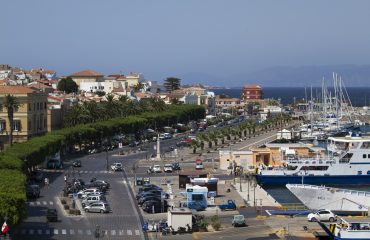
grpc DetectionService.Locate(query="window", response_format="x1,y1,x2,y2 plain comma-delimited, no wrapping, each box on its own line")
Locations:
44,102,47,109
28,103,31,111
363,154,367,159
13,120,21,131
367,171,370,175
0,104,2,112
44,118,47,128
368,154,370,158
0,120,5,131
28,120,31,131
358,171,363,175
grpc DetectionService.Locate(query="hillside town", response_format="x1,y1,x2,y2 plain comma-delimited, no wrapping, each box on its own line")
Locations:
0,64,279,149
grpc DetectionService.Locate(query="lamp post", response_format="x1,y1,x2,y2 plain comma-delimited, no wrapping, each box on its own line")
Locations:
247,174,250,202
253,182,257,208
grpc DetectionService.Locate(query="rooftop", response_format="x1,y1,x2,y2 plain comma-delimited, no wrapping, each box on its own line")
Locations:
243,84,262,89
0,86,37,94
70,70,104,77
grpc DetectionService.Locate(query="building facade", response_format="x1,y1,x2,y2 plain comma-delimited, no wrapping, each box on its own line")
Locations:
69,70,104,86
0,86,48,149
242,84,263,100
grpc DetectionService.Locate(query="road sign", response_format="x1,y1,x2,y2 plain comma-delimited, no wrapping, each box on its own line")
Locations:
118,143,122,149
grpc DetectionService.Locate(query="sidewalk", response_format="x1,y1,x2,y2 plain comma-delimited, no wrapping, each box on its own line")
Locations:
233,181,281,207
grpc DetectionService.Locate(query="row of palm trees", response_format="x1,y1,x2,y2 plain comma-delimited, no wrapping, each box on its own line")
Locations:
3,94,21,146
63,95,167,127
190,113,292,153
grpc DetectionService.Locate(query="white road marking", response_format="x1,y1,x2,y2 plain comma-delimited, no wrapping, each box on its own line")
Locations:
29,202,35,206
123,180,127,184
127,229,132,235
86,229,92,235
78,229,83,235
135,229,140,235
45,229,50,235
36,201,41,205
70,229,75,235
111,230,116,235
43,201,47,205
54,229,59,235
84,171,88,173
118,230,124,235
49,201,54,205
37,229,42,234
62,229,67,235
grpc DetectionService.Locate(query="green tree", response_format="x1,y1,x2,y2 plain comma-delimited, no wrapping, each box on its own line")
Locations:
4,94,20,146
57,77,78,93
164,77,181,92
95,90,106,97
133,83,144,92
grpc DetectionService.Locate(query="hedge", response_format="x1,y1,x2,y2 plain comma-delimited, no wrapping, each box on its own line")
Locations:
0,104,205,224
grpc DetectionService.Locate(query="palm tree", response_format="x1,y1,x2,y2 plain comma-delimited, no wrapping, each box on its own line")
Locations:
4,94,20,146
190,139,200,154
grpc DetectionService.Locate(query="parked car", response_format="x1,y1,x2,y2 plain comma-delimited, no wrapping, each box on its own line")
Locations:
138,185,162,193
147,166,154,174
72,159,82,167
26,184,40,198
46,208,58,222
136,191,169,201
29,170,44,182
84,202,111,213
153,165,161,173
110,162,123,171
176,141,191,147
232,215,246,227
77,188,101,198
171,162,181,170
195,162,204,170
307,209,337,222
90,178,110,189
163,164,173,173
81,195,106,207
142,200,168,213
138,196,161,206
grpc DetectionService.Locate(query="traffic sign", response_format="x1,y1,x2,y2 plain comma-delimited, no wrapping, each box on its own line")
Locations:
118,143,123,149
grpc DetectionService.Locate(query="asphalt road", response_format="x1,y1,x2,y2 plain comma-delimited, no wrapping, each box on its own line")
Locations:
11,125,286,240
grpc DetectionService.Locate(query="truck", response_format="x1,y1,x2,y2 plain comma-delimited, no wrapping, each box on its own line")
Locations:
218,200,237,211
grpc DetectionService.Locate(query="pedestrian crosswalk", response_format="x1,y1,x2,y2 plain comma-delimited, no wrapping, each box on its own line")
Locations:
12,228,141,237
27,200,55,207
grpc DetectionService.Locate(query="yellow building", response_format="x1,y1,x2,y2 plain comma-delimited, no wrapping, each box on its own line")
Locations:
0,86,47,149
69,69,104,86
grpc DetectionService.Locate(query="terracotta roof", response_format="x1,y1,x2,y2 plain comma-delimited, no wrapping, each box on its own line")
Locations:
70,70,104,77
243,84,262,89
108,74,126,79
0,86,37,94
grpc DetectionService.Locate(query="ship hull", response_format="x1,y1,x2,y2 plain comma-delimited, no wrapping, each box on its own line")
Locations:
256,174,370,186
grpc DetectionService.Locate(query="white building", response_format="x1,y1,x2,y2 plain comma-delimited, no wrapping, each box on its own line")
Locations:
219,150,253,171
80,80,126,94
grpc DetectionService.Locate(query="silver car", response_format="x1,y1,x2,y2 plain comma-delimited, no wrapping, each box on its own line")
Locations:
81,195,106,207
84,202,111,213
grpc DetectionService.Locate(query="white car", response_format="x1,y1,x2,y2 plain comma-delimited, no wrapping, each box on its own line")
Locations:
110,162,122,171
163,164,173,173
77,188,101,199
307,209,337,222
153,165,161,173
195,162,204,170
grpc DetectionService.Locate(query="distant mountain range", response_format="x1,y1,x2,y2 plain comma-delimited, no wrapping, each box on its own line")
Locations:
180,65,370,87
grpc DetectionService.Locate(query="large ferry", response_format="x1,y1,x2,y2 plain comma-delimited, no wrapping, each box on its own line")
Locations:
256,133,370,185
286,184,370,214
318,218,370,240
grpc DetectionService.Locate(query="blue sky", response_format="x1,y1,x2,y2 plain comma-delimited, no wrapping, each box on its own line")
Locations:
2,0,370,86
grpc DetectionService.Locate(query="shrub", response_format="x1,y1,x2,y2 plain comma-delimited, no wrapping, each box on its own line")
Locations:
69,209,81,215
61,199,66,205
211,215,221,231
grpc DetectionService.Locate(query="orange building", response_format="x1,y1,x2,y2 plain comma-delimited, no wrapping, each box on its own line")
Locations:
242,84,263,100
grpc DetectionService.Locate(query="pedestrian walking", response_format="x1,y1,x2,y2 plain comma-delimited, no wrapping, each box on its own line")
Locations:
64,175,67,184
44,177,49,188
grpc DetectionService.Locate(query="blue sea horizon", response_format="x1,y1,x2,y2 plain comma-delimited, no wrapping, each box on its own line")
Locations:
212,87,370,107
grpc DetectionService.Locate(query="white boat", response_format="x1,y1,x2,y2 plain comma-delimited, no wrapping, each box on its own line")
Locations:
286,184,370,213
318,217,370,239
256,133,370,185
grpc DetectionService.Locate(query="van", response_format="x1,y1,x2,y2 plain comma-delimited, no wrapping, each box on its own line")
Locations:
81,195,106,207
